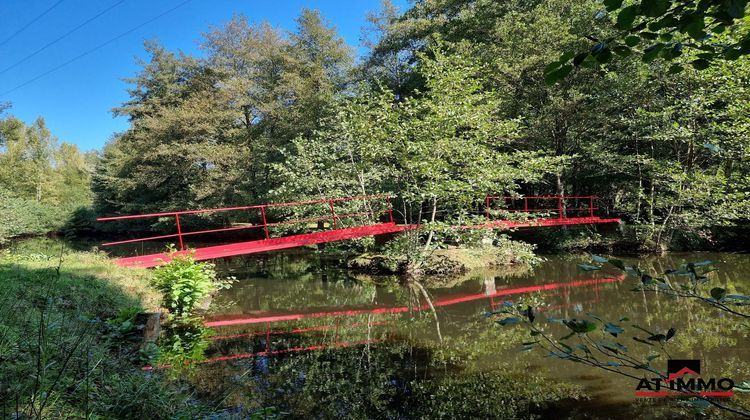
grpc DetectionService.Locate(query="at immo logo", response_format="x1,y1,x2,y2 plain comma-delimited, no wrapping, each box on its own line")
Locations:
635,359,735,398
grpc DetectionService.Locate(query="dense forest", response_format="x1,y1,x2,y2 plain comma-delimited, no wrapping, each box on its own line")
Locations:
2,1,750,250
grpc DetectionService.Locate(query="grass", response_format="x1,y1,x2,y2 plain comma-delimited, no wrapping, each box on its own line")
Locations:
0,238,202,418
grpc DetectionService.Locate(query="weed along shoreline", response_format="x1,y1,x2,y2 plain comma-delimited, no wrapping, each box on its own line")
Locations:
3,0,750,417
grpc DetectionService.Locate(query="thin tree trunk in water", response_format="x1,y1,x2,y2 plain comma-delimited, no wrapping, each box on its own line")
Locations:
649,141,655,226
412,280,442,342
423,197,437,251
636,137,642,224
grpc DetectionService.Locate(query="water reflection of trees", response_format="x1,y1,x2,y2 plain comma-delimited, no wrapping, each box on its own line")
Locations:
181,312,579,418
190,252,749,417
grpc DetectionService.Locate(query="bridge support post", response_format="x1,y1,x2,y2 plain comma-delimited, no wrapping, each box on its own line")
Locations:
260,206,270,239
387,194,394,224
175,214,185,251
328,200,338,229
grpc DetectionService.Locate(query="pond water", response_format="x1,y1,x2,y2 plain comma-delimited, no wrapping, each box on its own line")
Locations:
184,251,749,418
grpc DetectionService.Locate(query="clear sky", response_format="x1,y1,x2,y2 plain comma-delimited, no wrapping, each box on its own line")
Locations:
0,0,409,151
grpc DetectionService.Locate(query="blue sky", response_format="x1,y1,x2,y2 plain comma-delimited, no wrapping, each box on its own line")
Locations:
0,0,409,151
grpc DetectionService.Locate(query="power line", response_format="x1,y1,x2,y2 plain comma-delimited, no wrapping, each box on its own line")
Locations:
0,0,67,47
1,0,128,75
0,0,193,98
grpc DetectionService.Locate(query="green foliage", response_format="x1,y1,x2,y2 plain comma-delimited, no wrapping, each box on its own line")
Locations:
0,114,93,242
94,10,353,216
154,318,212,371
547,0,750,82
360,0,750,251
0,242,206,418
0,188,68,244
151,251,231,318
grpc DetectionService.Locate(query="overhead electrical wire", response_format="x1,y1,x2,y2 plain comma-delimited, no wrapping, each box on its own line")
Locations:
0,0,193,98
0,0,67,47
1,0,128,75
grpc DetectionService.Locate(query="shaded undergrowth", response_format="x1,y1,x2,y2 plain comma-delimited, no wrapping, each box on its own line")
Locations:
0,241,206,418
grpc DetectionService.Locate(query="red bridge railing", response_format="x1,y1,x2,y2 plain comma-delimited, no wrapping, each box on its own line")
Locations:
97,194,394,251
485,195,598,220
98,194,609,256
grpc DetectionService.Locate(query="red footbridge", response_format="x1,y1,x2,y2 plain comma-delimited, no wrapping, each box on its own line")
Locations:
98,194,620,268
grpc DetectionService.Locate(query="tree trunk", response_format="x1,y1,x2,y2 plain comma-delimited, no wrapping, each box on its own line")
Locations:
423,197,438,251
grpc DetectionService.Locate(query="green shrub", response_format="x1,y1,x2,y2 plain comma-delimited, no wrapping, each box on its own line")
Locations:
0,188,68,244
151,252,230,318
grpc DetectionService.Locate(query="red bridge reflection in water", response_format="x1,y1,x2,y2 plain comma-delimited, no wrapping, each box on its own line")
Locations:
143,275,624,370
204,276,624,327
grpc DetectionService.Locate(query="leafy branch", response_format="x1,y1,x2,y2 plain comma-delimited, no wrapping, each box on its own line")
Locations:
579,256,749,319
491,302,750,417
545,0,750,84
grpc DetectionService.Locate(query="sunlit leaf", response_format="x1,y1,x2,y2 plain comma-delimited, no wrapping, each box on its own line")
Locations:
735,381,750,393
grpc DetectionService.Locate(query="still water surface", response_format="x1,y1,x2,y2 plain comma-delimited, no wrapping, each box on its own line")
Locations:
192,251,749,418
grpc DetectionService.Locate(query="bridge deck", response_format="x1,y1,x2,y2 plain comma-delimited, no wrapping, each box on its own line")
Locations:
113,216,619,268
115,222,411,268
